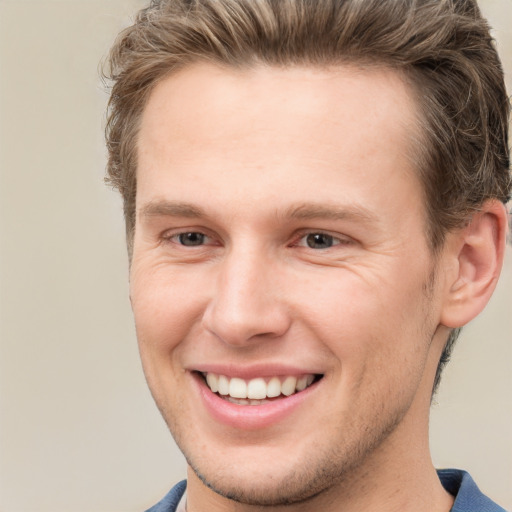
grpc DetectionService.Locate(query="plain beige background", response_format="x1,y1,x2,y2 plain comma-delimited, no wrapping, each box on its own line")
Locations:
0,1,510,511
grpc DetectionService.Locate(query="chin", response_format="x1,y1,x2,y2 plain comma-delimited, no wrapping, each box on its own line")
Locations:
189,456,337,506
179,431,381,508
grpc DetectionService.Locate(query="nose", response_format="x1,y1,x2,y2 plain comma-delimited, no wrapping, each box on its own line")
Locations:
202,246,291,346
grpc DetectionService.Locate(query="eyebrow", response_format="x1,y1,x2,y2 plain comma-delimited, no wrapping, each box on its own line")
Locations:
139,200,205,219
139,199,379,225
284,203,379,224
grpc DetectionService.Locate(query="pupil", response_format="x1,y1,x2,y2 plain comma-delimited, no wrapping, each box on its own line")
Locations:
306,233,333,249
179,232,204,246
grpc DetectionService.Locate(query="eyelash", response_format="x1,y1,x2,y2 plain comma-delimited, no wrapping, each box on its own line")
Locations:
162,230,351,250
163,231,216,247
293,232,351,249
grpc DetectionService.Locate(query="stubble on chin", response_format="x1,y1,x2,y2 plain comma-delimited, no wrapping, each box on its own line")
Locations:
178,405,408,508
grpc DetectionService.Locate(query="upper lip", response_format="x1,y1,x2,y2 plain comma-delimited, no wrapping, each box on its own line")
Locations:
190,363,323,379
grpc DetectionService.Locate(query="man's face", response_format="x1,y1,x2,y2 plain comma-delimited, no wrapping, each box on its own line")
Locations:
131,63,450,505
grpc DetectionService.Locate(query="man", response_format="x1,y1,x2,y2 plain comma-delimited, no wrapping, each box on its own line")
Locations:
104,1,510,511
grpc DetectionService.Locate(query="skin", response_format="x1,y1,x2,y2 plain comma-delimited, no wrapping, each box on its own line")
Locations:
130,63,506,512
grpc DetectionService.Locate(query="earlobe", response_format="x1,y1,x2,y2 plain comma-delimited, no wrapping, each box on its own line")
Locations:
440,199,508,329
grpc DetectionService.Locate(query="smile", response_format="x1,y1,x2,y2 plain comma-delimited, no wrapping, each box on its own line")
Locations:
202,373,318,405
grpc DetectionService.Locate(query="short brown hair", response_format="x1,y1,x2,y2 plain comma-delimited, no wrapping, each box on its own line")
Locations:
104,0,510,391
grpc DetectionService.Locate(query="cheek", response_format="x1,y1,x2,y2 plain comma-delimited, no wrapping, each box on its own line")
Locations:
130,269,199,413
298,269,433,383
292,267,418,344
130,263,208,358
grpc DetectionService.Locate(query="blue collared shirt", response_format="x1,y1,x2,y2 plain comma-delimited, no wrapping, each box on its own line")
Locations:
145,469,509,512
438,469,508,512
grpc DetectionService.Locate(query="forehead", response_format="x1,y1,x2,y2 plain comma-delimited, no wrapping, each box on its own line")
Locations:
139,62,419,157
136,63,423,227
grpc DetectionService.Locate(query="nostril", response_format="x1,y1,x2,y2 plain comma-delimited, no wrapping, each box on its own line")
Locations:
201,280,292,346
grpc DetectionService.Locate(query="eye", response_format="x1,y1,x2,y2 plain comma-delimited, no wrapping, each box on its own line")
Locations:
296,232,348,249
178,232,206,246
305,233,336,249
165,231,212,247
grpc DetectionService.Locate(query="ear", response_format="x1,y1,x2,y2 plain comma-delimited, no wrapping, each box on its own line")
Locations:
440,199,509,329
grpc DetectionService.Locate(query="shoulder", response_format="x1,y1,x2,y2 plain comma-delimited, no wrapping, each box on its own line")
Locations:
437,469,509,512
144,480,187,512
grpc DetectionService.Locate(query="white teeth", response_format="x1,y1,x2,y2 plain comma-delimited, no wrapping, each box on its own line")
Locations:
266,377,281,398
203,373,317,401
247,378,267,399
250,399,269,405
218,375,229,395
206,373,218,393
297,375,315,390
281,376,297,396
229,377,247,398
296,375,308,391
226,397,249,405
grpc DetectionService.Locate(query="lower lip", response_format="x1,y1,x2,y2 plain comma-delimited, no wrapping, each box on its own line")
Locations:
192,373,320,430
